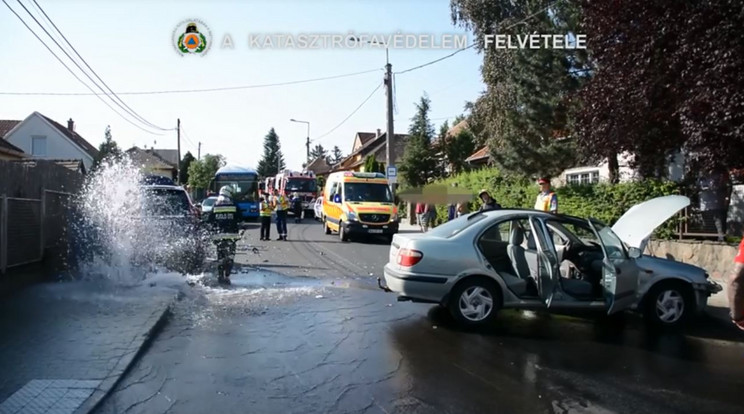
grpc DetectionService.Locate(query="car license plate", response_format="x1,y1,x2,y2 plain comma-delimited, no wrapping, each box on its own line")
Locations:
368,229,383,234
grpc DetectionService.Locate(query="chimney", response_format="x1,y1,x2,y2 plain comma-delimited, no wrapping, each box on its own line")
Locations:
376,128,381,138
67,118,74,133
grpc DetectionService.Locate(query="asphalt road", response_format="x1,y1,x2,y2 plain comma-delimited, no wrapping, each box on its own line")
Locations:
95,220,744,414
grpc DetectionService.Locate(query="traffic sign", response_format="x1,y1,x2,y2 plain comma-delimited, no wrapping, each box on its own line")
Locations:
387,166,397,177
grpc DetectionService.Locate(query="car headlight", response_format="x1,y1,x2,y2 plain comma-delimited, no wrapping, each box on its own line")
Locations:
345,211,357,221
391,212,398,222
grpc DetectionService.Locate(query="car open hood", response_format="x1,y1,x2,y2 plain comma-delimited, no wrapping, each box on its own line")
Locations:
610,195,690,249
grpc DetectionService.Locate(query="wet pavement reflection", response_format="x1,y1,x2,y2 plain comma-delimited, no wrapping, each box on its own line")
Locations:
95,268,744,414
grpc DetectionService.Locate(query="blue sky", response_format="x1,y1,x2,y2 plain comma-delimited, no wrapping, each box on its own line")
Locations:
1,0,485,170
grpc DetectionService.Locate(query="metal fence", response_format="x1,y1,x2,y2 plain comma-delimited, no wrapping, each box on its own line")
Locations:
0,190,74,274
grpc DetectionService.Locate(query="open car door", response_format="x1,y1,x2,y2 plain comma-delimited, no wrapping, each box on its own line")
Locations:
588,219,639,314
528,217,559,307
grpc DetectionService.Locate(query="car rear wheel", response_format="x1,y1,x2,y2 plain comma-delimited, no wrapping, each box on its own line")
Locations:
643,281,694,330
448,277,502,328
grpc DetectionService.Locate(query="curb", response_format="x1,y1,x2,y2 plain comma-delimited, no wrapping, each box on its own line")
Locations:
74,293,176,414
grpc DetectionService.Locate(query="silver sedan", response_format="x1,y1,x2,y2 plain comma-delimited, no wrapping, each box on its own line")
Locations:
381,195,722,329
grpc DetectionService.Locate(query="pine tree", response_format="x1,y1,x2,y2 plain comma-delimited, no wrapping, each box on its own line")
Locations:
179,152,195,184
309,144,329,162
91,125,122,172
331,146,344,164
256,128,286,177
400,94,439,187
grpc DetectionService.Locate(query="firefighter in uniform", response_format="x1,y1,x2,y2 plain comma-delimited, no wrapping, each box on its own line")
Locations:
273,190,289,241
259,194,273,241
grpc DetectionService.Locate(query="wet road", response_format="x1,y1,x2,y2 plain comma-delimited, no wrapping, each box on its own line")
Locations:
95,221,744,414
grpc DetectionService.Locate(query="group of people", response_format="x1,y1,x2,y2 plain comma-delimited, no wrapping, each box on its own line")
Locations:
258,191,304,241
415,177,559,231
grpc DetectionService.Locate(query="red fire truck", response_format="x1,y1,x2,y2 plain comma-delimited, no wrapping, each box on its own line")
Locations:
273,170,318,218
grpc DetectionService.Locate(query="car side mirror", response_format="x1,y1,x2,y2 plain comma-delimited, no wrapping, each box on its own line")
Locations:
628,247,642,259
333,194,341,203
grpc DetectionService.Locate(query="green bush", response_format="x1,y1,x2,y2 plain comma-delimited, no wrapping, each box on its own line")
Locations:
428,167,682,239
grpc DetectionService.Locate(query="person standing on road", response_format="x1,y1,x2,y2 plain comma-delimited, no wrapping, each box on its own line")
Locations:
259,195,272,241
729,237,744,330
421,204,436,232
273,190,289,241
291,192,303,223
698,167,729,241
415,203,426,232
478,189,501,211
535,177,558,213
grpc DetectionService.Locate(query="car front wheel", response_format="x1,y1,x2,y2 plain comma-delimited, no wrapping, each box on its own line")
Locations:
448,277,502,328
643,281,694,330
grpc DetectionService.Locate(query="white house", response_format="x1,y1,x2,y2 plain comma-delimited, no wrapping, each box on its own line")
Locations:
2,112,99,170
556,150,685,186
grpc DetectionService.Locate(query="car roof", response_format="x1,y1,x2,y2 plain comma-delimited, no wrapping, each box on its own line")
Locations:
476,208,593,223
140,184,186,191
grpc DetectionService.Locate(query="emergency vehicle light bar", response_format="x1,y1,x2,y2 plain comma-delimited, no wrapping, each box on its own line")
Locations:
348,172,385,179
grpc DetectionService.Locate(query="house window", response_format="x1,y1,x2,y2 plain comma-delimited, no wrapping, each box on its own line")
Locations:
567,170,600,185
31,136,47,156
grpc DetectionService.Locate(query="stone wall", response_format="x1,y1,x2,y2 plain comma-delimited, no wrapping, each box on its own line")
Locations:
645,239,738,281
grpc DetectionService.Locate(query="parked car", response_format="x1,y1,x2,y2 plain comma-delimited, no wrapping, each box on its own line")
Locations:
313,197,324,221
201,196,218,216
137,183,206,274
381,195,722,330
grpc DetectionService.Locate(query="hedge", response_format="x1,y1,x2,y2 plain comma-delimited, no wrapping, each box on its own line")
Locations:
424,168,682,239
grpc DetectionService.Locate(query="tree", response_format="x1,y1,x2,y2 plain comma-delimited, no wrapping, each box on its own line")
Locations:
575,0,744,179
452,114,466,125
309,144,329,163
187,154,225,190
444,129,476,176
451,0,589,178
331,146,345,165
91,125,122,171
179,152,195,184
400,94,440,187
363,155,384,173
256,128,286,177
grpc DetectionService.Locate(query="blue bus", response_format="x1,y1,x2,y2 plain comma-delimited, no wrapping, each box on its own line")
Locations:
210,165,260,220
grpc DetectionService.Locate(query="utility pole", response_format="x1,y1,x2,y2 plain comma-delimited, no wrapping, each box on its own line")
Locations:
176,118,181,185
384,61,394,193
306,136,310,165
198,142,201,161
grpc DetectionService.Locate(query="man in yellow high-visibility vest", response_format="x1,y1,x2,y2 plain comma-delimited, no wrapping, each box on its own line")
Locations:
273,190,289,241
259,195,273,241
535,177,558,213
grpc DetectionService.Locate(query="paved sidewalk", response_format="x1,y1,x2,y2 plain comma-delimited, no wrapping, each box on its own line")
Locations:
0,278,178,414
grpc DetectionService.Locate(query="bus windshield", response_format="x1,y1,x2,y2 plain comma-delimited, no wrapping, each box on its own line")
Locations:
214,176,258,203
286,178,317,193
342,182,393,203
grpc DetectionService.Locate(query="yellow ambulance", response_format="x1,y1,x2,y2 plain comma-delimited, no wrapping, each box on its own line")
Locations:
322,171,399,242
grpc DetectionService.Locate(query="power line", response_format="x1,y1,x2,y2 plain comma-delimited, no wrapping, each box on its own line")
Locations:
0,68,384,96
28,0,171,131
313,82,383,143
394,0,565,75
1,0,167,136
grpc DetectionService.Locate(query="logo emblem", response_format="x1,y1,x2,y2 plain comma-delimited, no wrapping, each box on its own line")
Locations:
173,19,212,56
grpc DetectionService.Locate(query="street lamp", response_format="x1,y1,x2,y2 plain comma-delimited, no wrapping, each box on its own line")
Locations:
349,36,394,193
290,118,311,165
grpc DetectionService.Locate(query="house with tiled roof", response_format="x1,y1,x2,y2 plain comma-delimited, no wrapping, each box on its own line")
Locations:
305,156,332,178
464,146,489,168
2,112,99,170
0,119,27,160
333,129,410,173
126,147,178,179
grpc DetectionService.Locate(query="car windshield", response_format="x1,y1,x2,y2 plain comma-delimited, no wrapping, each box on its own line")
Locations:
143,188,191,216
427,212,488,238
286,178,317,193
202,198,216,207
214,179,258,202
342,182,392,203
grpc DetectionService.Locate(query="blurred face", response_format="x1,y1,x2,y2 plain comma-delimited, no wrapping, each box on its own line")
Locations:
480,193,490,202
539,182,550,191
